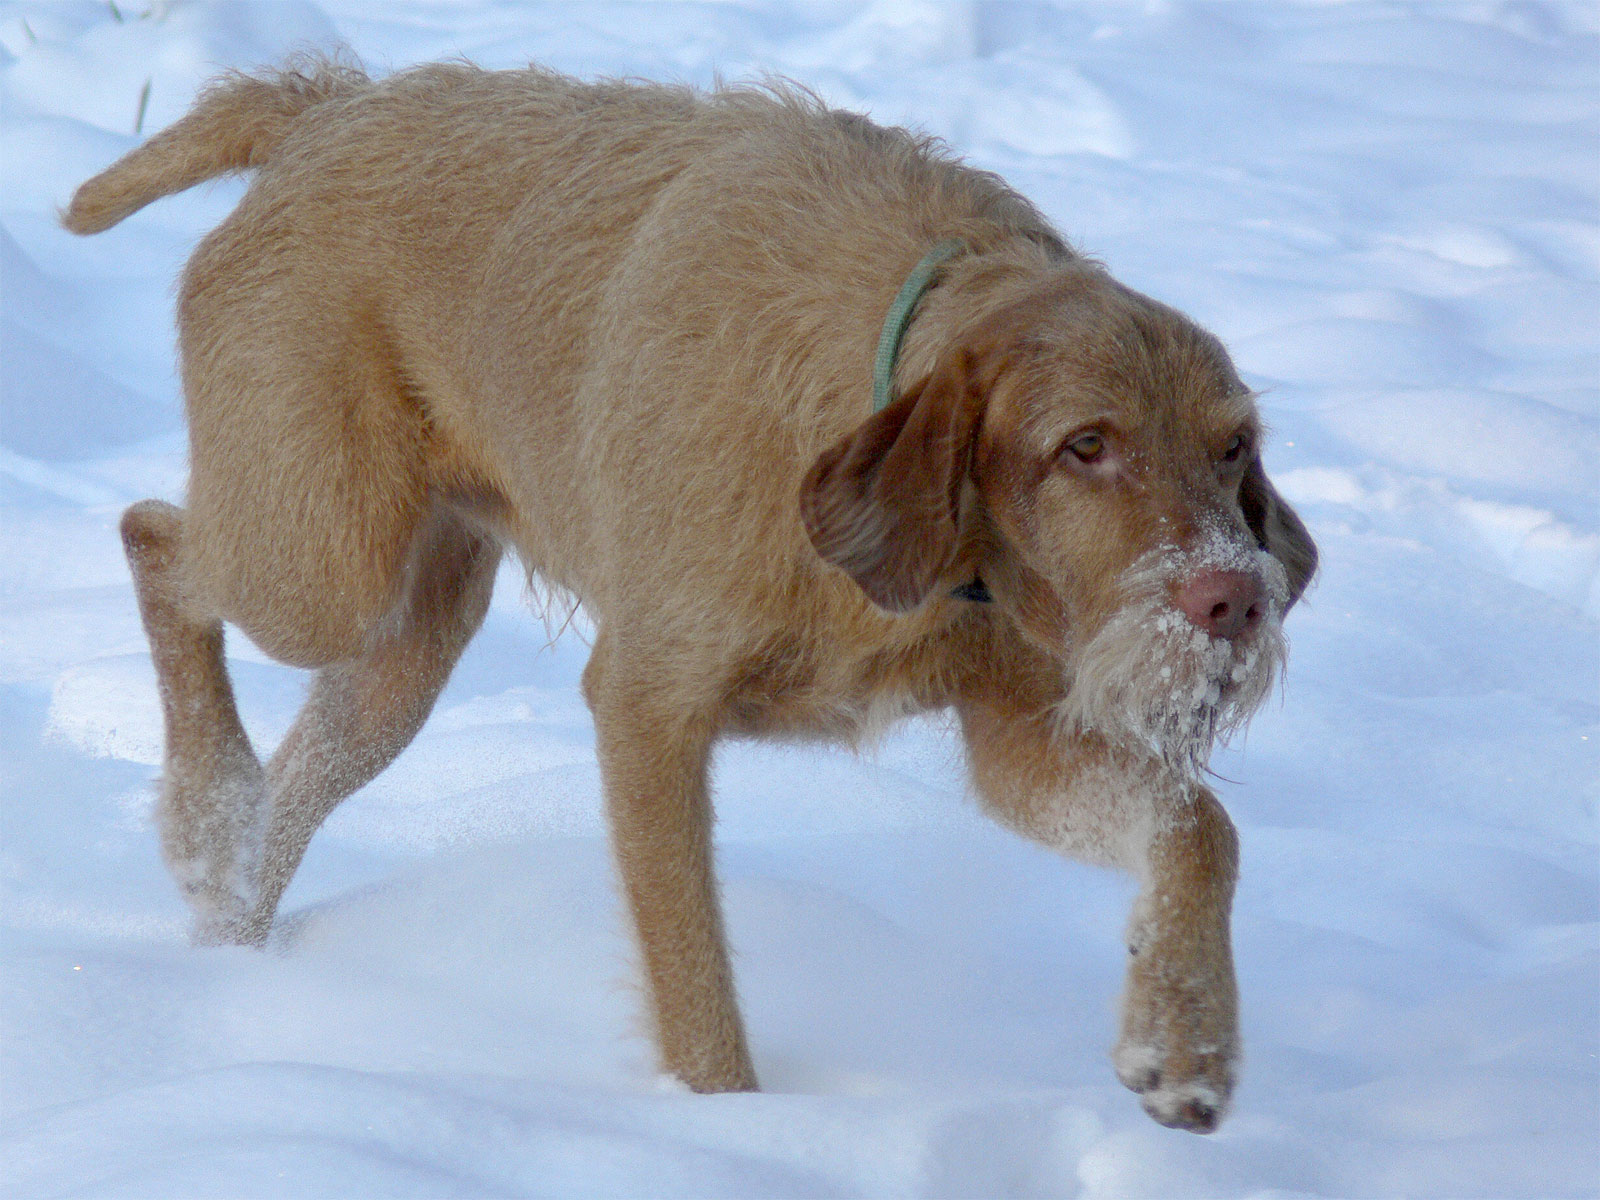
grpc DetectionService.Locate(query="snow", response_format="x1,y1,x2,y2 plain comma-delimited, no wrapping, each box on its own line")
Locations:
2,1,1596,1196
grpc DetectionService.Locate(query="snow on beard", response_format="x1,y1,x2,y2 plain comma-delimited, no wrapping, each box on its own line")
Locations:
1056,530,1290,779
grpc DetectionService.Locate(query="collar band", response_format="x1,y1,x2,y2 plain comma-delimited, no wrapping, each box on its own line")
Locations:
872,238,967,412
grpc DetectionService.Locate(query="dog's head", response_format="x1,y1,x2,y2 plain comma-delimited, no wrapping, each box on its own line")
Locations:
801,261,1316,774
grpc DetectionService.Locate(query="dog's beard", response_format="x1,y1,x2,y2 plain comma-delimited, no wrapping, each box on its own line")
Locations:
1058,541,1289,778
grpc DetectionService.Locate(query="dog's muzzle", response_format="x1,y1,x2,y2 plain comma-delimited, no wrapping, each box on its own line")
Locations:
1058,536,1290,776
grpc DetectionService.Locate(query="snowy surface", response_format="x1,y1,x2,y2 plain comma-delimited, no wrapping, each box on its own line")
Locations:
2,2,1597,1196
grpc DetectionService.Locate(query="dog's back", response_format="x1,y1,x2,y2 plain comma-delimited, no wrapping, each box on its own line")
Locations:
68,60,1054,673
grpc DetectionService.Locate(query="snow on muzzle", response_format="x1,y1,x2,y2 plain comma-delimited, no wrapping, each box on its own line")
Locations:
1057,537,1290,777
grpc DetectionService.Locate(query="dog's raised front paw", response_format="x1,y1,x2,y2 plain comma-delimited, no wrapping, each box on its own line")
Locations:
1113,936,1239,1133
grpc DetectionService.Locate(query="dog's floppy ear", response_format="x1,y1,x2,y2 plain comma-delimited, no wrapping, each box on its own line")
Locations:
1241,458,1317,610
800,350,985,612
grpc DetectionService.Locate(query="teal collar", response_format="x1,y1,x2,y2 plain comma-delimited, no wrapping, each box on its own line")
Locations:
872,238,966,412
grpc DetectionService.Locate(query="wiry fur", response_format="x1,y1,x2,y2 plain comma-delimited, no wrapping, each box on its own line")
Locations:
67,56,1315,1134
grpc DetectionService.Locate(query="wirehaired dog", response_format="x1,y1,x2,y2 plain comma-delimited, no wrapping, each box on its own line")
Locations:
66,57,1315,1132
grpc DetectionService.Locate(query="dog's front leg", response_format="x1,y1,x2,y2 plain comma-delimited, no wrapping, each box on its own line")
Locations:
1111,778,1239,1133
584,644,757,1093
959,687,1239,1132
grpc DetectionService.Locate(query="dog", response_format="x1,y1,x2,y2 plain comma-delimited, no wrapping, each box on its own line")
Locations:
65,56,1316,1133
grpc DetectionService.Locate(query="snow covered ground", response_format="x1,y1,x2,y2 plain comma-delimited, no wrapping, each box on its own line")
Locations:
2,2,1596,1196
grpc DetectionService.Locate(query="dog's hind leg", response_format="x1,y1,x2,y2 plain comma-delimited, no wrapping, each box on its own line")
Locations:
122,499,268,944
126,502,499,945
238,510,501,941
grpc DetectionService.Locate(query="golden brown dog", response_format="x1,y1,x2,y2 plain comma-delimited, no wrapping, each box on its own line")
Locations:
66,57,1315,1133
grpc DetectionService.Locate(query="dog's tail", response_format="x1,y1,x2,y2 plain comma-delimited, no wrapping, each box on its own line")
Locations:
62,56,369,235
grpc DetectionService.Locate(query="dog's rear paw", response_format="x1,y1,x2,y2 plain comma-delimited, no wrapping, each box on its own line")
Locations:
190,908,270,948
174,862,269,947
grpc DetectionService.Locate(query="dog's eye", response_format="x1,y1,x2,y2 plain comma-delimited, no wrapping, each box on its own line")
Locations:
1065,433,1105,464
1222,434,1249,464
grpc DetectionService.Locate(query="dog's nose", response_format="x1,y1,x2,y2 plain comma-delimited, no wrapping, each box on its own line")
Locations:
1175,568,1263,640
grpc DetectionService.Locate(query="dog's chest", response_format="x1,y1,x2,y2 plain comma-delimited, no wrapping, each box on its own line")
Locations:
722,635,938,746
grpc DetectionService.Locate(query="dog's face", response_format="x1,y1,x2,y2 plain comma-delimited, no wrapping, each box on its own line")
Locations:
801,264,1316,773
